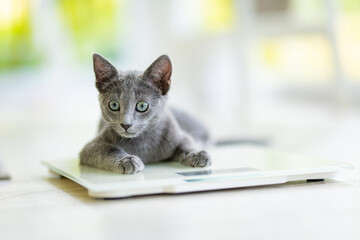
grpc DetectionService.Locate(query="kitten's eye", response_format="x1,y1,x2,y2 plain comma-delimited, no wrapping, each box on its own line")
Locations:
136,101,149,112
109,101,120,111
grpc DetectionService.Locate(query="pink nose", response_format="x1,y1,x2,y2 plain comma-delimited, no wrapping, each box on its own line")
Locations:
120,124,132,131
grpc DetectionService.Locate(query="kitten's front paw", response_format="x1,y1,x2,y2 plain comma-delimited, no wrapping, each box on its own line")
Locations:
116,155,144,174
182,151,212,167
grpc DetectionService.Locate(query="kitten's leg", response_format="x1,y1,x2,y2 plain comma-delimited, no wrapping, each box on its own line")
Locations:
80,141,144,174
172,134,212,167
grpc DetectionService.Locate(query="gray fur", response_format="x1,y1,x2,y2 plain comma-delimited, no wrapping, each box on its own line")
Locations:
80,53,212,174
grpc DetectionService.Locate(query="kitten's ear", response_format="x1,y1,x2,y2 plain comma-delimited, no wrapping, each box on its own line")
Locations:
93,53,118,92
143,55,172,95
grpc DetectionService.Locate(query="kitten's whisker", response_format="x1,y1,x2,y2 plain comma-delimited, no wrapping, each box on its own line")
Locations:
149,128,174,157
146,130,166,157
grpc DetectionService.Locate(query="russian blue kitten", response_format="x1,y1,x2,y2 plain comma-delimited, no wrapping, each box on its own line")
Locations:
79,53,212,174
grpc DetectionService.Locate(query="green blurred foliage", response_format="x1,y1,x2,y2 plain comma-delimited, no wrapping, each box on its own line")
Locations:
342,0,360,13
0,0,42,72
59,0,120,61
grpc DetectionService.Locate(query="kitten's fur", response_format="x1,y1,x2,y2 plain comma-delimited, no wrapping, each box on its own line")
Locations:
80,54,212,174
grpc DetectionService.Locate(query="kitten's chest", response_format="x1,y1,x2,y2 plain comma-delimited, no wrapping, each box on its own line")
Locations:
118,138,176,164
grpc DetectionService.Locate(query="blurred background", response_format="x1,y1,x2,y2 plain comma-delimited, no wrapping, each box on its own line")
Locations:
1,0,360,178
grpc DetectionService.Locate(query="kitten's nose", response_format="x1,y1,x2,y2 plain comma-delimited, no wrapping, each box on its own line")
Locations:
120,124,132,131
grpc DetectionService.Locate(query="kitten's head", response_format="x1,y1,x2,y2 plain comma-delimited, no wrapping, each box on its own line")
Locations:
93,53,172,138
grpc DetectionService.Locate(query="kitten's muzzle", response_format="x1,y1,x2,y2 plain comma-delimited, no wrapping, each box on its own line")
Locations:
120,123,132,131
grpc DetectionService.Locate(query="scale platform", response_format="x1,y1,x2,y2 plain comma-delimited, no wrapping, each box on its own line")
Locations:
42,146,354,198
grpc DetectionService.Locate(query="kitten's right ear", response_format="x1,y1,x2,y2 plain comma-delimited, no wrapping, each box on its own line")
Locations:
93,53,118,92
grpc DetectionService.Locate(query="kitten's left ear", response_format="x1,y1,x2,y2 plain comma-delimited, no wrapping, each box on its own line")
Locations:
143,55,172,95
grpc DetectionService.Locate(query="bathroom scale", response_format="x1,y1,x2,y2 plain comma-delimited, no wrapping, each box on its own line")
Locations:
42,146,354,198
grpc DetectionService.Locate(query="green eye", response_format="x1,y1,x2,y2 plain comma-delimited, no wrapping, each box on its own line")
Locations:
109,101,120,111
136,101,149,112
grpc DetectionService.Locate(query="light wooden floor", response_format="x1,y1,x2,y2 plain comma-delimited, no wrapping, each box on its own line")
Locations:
1,155,359,240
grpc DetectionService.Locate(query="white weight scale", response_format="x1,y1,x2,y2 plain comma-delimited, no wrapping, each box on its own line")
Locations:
43,146,354,198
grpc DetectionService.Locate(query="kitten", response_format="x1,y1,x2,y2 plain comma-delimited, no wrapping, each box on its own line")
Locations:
79,53,212,174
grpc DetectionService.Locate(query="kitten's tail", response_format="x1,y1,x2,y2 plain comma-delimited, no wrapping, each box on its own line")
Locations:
215,137,269,147
170,107,269,148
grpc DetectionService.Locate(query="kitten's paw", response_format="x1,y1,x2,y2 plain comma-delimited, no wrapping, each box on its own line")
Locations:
116,155,144,174
182,150,212,167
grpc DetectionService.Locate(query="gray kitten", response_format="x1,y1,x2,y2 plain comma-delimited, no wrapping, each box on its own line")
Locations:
80,53,212,174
